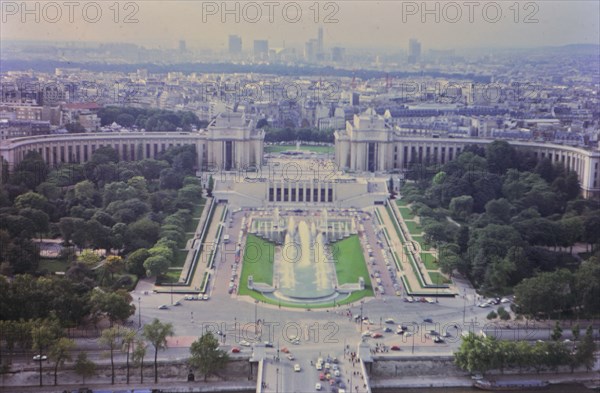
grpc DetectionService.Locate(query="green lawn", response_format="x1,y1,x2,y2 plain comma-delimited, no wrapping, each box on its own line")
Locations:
398,207,414,221
333,235,370,287
39,259,69,273
265,145,334,154
411,235,430,251
192,202,205,218
161,269,183,283
239,234,372,307
395,199,409,208
428,271,451,285
332,235,374,300
238,235,275,296
172,249,188,268
420,253,438,270
404,220,422,235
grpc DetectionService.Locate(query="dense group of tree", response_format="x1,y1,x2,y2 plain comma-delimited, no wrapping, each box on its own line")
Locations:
261,125,335,143
399,141,600,318
0,143,209,384
0,144,203,323
98,107,208,131
455,328,596,374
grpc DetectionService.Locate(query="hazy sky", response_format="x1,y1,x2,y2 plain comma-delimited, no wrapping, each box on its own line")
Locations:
1,1,599,51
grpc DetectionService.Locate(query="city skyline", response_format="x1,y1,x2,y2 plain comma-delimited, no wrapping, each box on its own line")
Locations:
1,1,599,51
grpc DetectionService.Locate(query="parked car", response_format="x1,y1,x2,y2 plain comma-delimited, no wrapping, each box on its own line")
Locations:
231,347,240,353
32,355,47,361
315,382,322,390
158,305,168,310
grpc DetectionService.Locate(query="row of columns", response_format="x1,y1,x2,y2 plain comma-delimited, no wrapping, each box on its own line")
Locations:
268,182,334,204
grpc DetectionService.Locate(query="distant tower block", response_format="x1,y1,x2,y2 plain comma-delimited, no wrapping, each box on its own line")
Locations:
248,275,254,290
358,277,365,290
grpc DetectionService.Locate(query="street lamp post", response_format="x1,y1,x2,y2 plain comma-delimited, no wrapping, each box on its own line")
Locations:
276,367,279,393
360,300,364,333
463,294,466,323
138,297,141,327
170,281,173,305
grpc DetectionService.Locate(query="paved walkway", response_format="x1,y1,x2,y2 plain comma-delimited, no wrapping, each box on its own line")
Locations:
375,205,456,296
154,203,225,293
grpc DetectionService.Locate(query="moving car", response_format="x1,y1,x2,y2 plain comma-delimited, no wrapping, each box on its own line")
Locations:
287,354,295,360
371,333,383,338
158,305,168,310
294,364,301,372
33,355,47,361
231,347,240,353
315,382,322,390
390,345,401,351
239,340,251,347
385,318,395,324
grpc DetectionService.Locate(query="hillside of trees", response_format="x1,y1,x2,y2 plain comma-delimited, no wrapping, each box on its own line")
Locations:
399,141,600,319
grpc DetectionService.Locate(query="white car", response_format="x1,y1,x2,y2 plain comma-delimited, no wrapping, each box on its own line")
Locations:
239,340,251,347
32,355,47,361
203,294,209,300
334,369,340,377
316,363,323,370
478,303,490,308
294,364,301,372
500,297,511,303
315,382,322,390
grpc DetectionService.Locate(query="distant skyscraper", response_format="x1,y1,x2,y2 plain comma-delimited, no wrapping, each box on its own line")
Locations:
331,47,345,62
408,38,421,64
317,26,324,54
229,35,242,55
179,40,186,52
253,40,269,60
305,39,317,62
